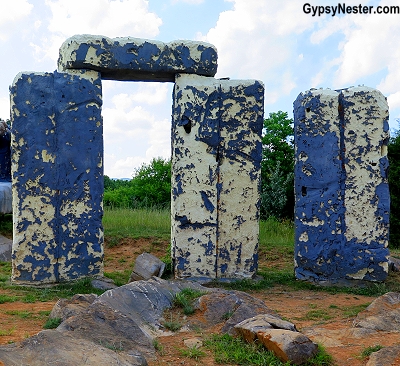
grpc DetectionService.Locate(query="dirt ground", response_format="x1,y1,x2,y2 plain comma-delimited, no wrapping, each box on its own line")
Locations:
0,238,397,366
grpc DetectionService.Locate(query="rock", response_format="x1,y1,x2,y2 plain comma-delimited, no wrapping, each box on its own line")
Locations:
257,329,318,365
183,338,202,349
388,257,400,272
234,314,298,342
129,253,166,282
195,289,277,334
0,329,147,366
353,292,400,331
0,235,12,262
366,344,400,366
91,276,118,290
58,35,218,82
49,293,98,321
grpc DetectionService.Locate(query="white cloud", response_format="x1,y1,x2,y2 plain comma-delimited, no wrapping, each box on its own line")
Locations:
0,0,33,41
32,0,162,62
172,0,204,4
0,97,10,121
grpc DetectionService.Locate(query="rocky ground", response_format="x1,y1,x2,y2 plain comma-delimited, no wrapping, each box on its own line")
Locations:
0,238,399,365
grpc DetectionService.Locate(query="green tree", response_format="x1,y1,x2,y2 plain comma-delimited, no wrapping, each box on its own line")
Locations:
261,111,294,220
388,129,400,248
103,157,171,209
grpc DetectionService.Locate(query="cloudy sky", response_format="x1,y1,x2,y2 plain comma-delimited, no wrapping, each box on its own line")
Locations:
1,0,400,178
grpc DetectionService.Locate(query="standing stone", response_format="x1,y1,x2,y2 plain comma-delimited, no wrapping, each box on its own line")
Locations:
171,74,263,280
294,87,390,284
10,69,104,284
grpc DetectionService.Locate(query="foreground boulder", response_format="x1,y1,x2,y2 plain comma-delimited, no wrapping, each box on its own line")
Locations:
0,278,318,365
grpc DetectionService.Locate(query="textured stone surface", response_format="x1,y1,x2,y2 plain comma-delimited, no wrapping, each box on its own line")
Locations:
0,330,148,366
129,252,165,282
353,292,400,331
366,344,400,366
58,35,218,82
294,86,390,284
171,74,263,280
10,69,104,285
0,234,12,262
257,329,318,365
234,314,298,342
49,293,98,321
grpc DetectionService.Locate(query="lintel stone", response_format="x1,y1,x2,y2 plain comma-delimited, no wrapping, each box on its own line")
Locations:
58,34,218,82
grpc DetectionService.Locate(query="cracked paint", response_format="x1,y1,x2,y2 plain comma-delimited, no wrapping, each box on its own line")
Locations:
294,87,389,285
11,69,104,285
172,74,263,280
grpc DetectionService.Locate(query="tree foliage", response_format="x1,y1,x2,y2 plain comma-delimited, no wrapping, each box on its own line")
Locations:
388,130,400,248
103,157,171,209
261,111,294,220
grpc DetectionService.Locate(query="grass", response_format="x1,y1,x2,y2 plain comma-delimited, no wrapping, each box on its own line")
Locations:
43,317,62,329
179,346,206,360
172,288,206,315
204,334,334,366
102,207,170,242
359,344,384,359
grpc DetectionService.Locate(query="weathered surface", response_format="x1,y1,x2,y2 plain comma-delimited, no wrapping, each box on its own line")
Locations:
50,293,98,321
194,290,276,334
0,330,147,366
257,329,318,365
10,70,104,285
294,86,389,284
353,292,400,331
366,344,400,366
234,314,298,342
171,74,263,280
58,35,218,82
129,252,165,282
0,234,12,262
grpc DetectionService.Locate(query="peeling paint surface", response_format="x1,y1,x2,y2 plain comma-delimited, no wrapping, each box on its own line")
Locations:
172,74,263,280
58,35,218,82
11,70,104,284
294,87,389,285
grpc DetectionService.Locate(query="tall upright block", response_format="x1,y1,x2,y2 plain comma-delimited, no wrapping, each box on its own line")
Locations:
172,74,263,280
11,70,104,284
294,87,390,285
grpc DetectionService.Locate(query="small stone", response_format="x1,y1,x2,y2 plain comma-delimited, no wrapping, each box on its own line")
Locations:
129,253,166,282
183,338,202,349
257,329,318,365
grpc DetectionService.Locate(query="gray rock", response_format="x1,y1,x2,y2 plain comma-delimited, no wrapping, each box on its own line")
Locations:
91,276,118,290
353,292,400,331
366,344,400,366
195,289,277,334
388,256,400,272
257,329,318,365
0,234,12,262
234,314,298,341
129,253,166,282
0,329,147,366
49,293,98,321
58,35,218,82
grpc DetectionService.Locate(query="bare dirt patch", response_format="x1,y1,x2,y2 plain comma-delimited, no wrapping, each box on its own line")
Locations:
0,239,397,366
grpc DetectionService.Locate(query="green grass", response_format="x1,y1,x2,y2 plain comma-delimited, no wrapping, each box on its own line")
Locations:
43,317,62,329
359,344,384,359
104,270,131,286
204,334,334,366
103,207,170,241
173,288,206,315
179,346,206,360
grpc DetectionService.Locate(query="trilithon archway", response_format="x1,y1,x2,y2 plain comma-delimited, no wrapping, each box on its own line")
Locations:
10,35,264,285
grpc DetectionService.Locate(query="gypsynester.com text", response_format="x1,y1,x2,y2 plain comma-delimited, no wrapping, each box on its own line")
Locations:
303,3,400,16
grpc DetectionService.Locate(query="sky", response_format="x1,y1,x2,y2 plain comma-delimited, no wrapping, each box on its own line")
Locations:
1,0,400,178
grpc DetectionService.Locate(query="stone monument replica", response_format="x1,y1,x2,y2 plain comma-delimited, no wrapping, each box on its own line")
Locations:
10,35,264,285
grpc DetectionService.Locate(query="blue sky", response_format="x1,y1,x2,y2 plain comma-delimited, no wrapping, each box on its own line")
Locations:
1,0,400,177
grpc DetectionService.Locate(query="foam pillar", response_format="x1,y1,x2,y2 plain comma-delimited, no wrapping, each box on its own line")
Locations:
11,70,104,284
172,74,263,280
294,87,390,285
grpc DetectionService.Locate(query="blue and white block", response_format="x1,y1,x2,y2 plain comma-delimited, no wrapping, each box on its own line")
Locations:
294,87,390,285
172,74,263,280
58,35,218,82
10,69,104,285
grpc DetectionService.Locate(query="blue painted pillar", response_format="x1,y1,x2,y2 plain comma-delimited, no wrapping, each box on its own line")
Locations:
172,74,263,280
10,70,104,284
294,87,390,285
